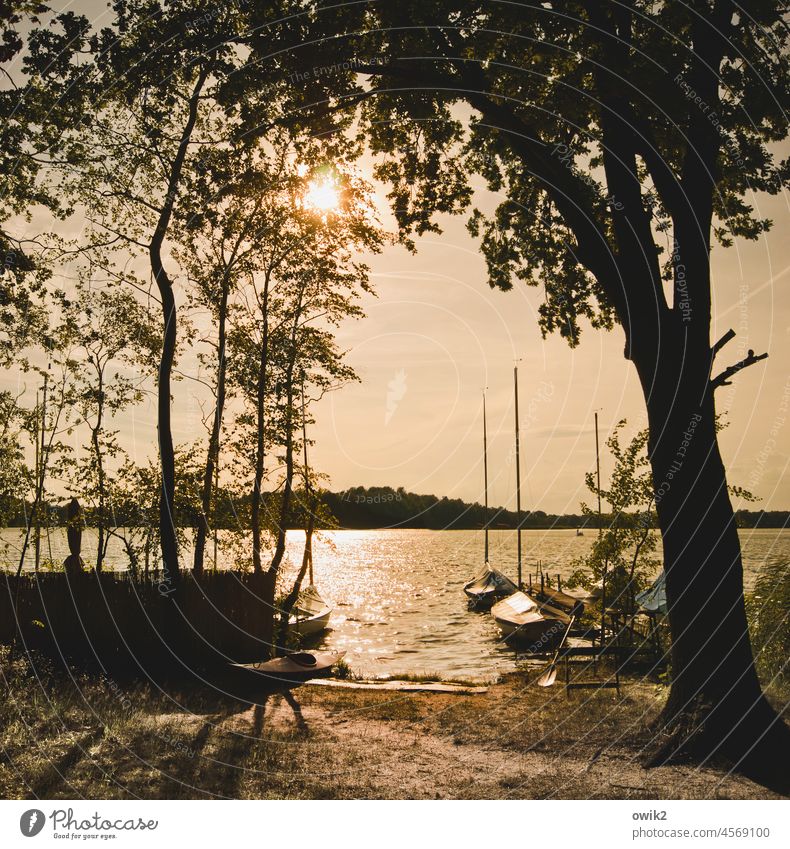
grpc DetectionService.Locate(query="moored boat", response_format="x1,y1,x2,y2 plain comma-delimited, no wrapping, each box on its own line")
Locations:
464,565,519,609
288,584,332,637
491,590,570,647
536,585,586,614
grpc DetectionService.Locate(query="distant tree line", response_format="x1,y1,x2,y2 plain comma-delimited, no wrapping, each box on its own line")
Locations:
5,487,787,532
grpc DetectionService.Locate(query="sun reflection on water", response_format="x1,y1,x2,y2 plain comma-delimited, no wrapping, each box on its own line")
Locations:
4,527,778,681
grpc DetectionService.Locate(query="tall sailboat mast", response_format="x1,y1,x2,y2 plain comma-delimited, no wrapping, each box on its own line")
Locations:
483,392,489,565
595,410,606,642
514,366,522,589
301,377,313,585
595,411,602,525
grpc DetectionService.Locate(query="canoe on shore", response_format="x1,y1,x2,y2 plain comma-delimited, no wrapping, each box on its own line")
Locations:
233,651,345,683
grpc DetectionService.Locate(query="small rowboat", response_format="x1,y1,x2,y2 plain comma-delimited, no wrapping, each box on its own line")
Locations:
288,585,332,637
237,651,346,683
464,564,519,609
491,591,570,648
536,585,586,614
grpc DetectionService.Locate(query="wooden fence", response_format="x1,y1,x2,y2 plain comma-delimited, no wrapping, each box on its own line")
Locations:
1,570,275,669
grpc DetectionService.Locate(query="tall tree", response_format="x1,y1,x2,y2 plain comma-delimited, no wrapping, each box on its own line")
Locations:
176,146,272,576
278,1,790,787
226,155,384,576
23,2,295,591
0,391,30,538
174,139,365,574
63,277,159,571
0,1,72,366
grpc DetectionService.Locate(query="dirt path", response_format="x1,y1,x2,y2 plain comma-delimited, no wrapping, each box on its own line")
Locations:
2,669,784,800
226,688,782,800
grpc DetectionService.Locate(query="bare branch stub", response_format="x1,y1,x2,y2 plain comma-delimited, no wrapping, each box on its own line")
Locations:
712,328,736,359
711,348,769,390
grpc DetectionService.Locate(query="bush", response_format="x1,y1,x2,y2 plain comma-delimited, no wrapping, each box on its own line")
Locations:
747,560,790,699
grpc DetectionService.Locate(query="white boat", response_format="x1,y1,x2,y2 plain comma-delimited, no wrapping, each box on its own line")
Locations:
464,564,519,609
288,584,332,637
491,590,570,646
286,384,332,639
237,650,345,682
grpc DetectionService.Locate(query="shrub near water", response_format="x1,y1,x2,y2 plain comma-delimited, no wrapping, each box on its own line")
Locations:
747,560,790,701
566,422,660,614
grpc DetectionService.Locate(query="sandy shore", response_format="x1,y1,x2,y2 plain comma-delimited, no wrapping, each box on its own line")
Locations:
1,651,785,800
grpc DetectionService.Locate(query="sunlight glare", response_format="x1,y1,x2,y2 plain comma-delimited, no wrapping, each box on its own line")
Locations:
304,176,341,213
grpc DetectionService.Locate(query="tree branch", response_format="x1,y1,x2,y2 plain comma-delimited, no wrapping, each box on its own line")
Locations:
359,43,632,327
712,327,736,359
711,348,768,389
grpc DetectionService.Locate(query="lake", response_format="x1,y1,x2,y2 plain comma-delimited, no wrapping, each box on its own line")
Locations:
2,527,787,681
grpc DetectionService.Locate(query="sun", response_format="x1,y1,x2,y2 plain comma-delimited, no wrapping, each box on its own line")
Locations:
303,175,341,213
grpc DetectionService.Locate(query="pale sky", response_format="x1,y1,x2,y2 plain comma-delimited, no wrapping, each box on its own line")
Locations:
5,4,790,514
297,186,790,514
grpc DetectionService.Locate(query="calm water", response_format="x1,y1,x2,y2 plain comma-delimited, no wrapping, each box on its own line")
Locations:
2,527,787,681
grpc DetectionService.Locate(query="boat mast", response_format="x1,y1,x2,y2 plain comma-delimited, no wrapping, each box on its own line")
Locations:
595,411,602,525
483,391,489,565
301,377,313,585
595,411,606,643
514,366,522,589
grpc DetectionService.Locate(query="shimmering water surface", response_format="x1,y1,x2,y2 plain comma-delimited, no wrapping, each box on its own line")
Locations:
2,528,786,681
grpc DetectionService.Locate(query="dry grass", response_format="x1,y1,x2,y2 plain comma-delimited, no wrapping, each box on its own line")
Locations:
0,649,784,800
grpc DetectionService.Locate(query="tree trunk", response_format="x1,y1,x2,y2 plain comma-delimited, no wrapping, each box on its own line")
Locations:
635,331,790,793
92,368,105,572
148,66,208,594
251,274,271,575
268,377,295,579
275,502,315,654
155,282,180,595
268,310,301,580
193,278,230,575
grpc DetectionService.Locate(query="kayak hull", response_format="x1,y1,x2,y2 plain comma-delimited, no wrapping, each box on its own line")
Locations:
236,651,345,682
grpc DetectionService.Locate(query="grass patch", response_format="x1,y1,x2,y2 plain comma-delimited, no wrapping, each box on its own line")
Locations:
1,647,784,800
374,671,487,687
